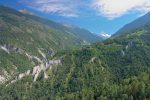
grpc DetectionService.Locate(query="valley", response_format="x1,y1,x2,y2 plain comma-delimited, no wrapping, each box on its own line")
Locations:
0,5,150,100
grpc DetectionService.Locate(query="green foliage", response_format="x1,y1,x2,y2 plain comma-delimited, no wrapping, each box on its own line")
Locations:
0,5,101,73
0,71,149,100
1,5,150,100
0,50,33,72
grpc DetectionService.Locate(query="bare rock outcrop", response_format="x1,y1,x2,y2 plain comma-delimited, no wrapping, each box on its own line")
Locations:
11,59,61,83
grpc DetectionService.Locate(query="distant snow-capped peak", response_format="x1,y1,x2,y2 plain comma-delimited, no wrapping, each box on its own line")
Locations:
100,33,111,38
96,32,111,39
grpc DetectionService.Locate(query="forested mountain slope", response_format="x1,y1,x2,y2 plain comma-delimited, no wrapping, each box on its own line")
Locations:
0,13,150,99
0,5,103,83
0,5,103,51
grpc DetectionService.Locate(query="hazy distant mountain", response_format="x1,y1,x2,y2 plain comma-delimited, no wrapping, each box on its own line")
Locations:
113,12,150,37
62,23,104,43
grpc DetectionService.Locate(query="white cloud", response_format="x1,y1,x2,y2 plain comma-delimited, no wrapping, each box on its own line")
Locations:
21,0,82,17
93,0,150,20
21,0,150,19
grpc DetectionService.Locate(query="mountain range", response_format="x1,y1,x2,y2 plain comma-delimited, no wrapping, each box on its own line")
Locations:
0,5,104,77
0,5,150,100
0,5,103,51
114,12,150,37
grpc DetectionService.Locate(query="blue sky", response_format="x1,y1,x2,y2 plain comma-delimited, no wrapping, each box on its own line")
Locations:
1,0,150,35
